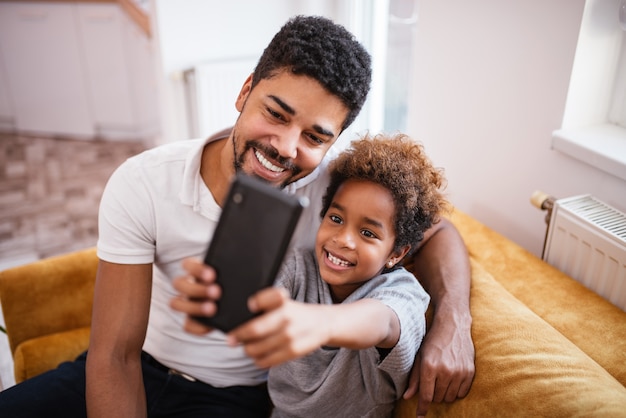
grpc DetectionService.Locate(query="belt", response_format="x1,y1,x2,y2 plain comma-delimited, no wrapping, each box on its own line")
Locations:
142,352,267,389
143,352,199,382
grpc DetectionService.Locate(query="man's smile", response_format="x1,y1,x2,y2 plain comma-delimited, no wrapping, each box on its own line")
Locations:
254,149,286,173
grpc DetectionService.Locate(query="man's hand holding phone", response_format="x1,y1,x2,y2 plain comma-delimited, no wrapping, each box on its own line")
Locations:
170,258,222,335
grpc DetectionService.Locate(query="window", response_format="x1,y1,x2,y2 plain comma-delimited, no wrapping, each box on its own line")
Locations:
338,0,417,139
552,0,626,181
383,0,418,133
609,33,626,127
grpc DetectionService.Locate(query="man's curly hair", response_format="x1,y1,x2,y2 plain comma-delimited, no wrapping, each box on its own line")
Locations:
321,133,448,257
252,15,371,131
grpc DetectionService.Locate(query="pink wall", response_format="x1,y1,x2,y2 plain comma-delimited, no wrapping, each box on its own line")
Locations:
407,0,626,256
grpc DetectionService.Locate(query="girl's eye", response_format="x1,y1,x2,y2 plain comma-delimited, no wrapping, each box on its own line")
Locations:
361,229,377,239
329,214,342,224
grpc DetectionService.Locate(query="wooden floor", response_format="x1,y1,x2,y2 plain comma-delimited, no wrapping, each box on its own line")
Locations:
0,132,148,390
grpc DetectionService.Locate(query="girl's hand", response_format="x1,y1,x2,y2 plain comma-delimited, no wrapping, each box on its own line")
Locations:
227,287,331,368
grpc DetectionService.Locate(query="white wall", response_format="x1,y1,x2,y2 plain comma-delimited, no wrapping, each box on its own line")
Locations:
148,0,349,144
407,0,626,256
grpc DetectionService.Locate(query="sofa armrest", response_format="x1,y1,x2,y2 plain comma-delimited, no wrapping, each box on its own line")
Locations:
0,248,97,355
13,326,90,383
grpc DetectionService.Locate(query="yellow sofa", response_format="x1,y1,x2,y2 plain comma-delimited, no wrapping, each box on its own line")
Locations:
1,210,626,416
0,247,96,383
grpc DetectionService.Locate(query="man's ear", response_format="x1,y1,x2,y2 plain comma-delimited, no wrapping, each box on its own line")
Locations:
235,73,254,112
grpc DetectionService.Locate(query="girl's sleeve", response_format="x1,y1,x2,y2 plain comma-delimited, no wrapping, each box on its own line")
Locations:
368,271,430,374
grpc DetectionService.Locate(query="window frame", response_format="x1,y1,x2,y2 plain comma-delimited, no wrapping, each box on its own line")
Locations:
552,0,626,181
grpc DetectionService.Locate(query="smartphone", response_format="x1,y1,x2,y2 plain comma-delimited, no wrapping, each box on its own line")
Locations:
193,173,308,332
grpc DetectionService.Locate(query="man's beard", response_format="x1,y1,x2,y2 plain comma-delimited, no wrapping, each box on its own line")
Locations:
232,131,301,189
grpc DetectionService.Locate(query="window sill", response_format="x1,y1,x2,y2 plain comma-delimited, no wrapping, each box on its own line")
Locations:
552,124,626,182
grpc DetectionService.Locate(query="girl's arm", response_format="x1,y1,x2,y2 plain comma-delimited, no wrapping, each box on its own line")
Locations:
227,287,400,369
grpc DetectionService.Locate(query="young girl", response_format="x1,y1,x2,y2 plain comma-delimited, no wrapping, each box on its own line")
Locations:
229,133,448,417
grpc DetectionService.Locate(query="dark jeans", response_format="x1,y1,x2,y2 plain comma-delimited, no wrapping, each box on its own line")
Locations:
0,351,271,418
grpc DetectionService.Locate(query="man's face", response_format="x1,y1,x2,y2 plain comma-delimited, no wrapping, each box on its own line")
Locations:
231,70,349,188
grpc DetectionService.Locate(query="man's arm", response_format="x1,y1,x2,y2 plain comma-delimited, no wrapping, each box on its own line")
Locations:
86,260,152,418
404,217,475,417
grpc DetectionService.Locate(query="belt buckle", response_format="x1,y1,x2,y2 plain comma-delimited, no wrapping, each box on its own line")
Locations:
168,368,197,382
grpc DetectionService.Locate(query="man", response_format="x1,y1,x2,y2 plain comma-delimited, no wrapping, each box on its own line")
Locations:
0,15,473,418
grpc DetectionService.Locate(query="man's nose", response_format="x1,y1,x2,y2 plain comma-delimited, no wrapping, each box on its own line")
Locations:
270,128,298,160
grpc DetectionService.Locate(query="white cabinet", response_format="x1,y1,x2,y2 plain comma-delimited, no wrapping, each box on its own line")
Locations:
77,4,135,132
0,2,158,140
76,3,158,139
0,2,95,137
0,49,15,131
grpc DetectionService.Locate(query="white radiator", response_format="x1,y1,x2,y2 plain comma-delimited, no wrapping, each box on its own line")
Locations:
183,56,258,139
543,194,626,311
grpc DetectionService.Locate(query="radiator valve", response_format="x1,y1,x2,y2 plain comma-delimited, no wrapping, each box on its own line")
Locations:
531,190,556,224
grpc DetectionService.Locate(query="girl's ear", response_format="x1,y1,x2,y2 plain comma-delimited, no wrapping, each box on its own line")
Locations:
235,73,254,112
387,245,411,268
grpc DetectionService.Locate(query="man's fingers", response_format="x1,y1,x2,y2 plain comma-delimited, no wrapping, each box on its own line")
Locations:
182,316,215,335
170,293,217,317
437,359,475,403
451,373,473,401
181,257,217,284
444,378,462,403
172,259,222,302
416,372,435,417
432,379,450,403
403,353,421,400
172,276,218,299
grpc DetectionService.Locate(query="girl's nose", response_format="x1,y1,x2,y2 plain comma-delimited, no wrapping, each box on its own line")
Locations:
333,227,356,249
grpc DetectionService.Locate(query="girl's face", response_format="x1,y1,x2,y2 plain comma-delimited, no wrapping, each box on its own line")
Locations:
315,179,408,302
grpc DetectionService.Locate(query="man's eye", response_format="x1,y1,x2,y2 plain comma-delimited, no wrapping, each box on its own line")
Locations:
267,108,283,120
307,133,324,145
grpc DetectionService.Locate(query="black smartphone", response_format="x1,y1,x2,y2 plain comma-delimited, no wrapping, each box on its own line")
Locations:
193,173,308,332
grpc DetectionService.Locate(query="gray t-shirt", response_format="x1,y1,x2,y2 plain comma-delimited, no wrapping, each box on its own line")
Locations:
269,248,430,418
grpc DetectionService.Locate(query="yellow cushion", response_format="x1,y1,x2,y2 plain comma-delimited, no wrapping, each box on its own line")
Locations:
394,260,626,417
448,210,626,387
13,327,90,384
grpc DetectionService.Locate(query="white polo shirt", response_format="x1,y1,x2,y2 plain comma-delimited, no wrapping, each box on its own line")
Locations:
97,135,340,387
